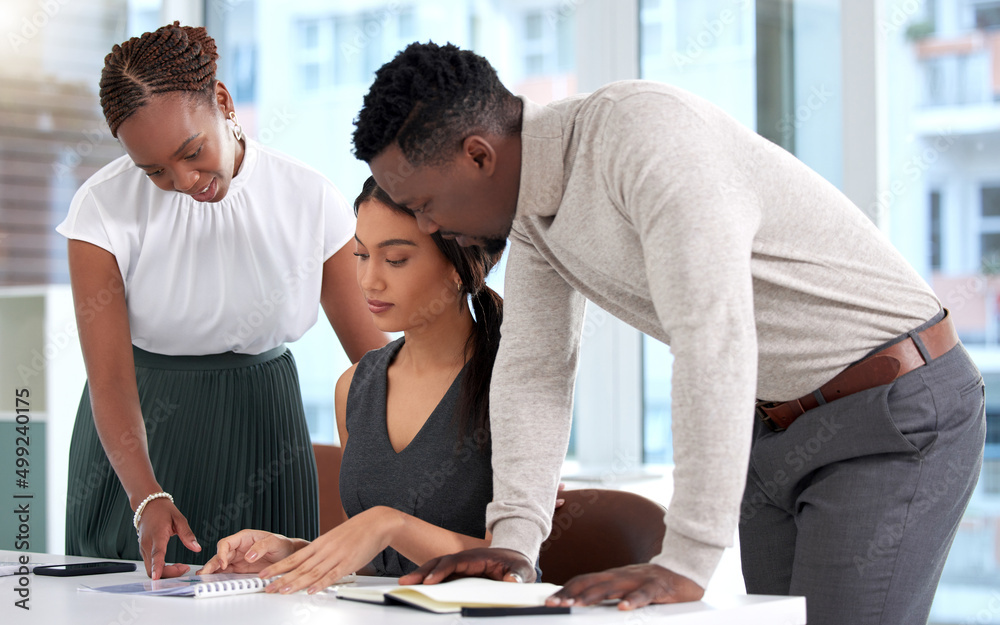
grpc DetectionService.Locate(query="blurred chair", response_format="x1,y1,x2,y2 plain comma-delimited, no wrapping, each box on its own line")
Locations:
312,443,348,533
538,488,667,585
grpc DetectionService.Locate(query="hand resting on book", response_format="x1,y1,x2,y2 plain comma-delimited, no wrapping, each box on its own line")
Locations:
199,507,417,595
402,552,704,611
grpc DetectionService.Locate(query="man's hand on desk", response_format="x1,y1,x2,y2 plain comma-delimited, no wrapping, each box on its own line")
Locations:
400,549,703,611
135,497,200,580
545,564,704,610
399,547,536,585
400,487,566,585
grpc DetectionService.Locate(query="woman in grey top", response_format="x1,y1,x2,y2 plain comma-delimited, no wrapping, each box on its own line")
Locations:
199,177,504,592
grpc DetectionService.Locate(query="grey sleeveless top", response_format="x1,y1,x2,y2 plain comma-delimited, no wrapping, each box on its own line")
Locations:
339,338,493,577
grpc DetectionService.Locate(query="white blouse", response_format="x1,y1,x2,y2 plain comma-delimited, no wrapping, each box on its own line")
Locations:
57,138,356,355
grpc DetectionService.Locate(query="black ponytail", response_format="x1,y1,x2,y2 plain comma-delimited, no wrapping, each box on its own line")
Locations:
449,251,503,452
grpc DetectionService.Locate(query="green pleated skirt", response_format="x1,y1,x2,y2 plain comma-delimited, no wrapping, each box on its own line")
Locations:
65,345,320,566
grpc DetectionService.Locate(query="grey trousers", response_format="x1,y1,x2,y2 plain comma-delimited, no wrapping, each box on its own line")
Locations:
740,334,986,625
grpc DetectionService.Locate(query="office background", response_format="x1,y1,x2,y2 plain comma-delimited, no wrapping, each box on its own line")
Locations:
0,0,997,622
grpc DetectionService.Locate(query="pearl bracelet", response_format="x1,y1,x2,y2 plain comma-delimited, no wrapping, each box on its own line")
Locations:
133,492,173,533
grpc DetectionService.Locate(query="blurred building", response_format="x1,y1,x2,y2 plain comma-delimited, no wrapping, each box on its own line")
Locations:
884,0,1000,614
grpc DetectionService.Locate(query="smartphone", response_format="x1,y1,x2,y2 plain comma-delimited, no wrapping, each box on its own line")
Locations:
33,561,137,577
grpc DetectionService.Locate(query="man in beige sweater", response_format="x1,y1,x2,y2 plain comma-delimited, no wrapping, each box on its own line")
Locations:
353,42,985,625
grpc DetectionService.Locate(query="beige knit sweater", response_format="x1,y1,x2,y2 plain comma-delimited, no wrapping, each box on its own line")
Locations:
486,81,941,588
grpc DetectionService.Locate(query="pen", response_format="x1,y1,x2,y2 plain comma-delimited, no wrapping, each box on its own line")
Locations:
460,605,572,617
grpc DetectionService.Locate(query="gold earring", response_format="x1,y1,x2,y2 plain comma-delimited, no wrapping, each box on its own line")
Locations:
229,111,243,141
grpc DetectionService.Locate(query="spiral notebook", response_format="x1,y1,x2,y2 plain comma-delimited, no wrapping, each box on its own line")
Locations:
79,572,356,598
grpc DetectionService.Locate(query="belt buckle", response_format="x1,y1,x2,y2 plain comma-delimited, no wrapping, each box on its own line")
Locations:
755,401,786,433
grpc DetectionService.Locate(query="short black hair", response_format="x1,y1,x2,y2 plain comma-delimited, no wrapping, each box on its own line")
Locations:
353,41,521,165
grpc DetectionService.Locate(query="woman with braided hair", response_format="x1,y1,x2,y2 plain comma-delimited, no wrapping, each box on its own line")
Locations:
56,22,387,579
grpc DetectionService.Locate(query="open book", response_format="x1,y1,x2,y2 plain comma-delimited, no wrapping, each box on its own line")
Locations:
79,572,356,598
337,578,568,615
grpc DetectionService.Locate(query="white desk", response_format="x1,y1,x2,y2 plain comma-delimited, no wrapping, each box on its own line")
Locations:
0,552,806,624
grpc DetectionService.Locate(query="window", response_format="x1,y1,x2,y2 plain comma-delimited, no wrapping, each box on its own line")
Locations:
931,190,942,270
639,0,757,465
11,1,995,610
639,1,1000,612
294,18,331,92
0,0,159,553
674,0,747,53
398,7,415,38
983,186,1000,217
519,7,575,78
209,1,577,445
641,21,662,56
642,339,673,464
334,14,370,85
0,1,136,285
885,0,1000,619
290,7,420,93
981,187,1000,271
922,54,991,106
526,12,544,40
975,1,1000,29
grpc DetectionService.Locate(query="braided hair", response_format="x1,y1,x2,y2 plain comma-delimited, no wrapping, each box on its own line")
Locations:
354,176,504,451
100,21,218,137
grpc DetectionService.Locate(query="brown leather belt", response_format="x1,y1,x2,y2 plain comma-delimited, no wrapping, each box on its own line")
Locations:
756,310,959,432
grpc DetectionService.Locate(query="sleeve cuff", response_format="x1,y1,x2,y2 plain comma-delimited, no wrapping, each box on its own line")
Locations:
55,227,115,256
648,527,726,590
487,516,546,563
